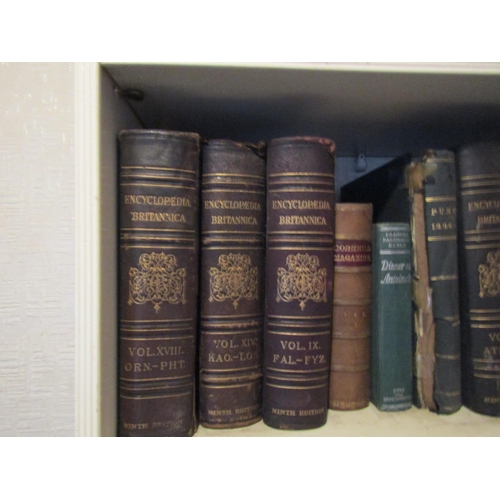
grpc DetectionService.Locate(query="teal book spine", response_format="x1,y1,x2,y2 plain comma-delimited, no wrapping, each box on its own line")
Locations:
371,223,413,411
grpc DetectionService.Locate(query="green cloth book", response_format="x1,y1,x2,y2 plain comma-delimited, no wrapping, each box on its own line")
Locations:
371,223,413,411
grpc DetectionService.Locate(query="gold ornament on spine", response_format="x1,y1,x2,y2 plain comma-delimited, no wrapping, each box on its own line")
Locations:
128,252,186,312
276,253,327,310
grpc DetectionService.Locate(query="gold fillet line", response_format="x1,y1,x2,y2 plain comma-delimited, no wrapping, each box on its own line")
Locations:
202,242,263,247
267,315,332,329
471,324,500,329
464,235,500,242
120,245,195,250
425,196,456,202
120,183,197,190
119,392,192,400
202,189,265,194
272,240,333,245
265,383,328,390
269,188,334,194
270,231,334,235
473,374,500,379
268,172,334,178
470,309,500,313
461,179,500,186
430,275,458,281
470,316,500,321
121,318,193,323
200,383,261,389
266,330,331,336
267,247,333,251
202,230,264,235
461,173,500,180
120,375,191,382
121,165,196,173
200,313,261,319
200,329,260,335
205,246,264,251
203,183,265,188
201,365,261,373
427,236,457,242
460,187,500,195
121,228,196,233
120,326,194,332
435,354,460,360
472,358,500,363
266,375,329,382
120,174,194,181
121,237,195,242
120,335,193,340
267,322,331,329
203,173,264,179
266,367,329,374
269,314,332,319
465,228,500,235
464,243,500,250
438,315,460,321
270,180,334,187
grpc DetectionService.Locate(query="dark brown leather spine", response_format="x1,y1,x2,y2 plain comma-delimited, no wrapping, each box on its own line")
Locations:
118,129,201,436
456,140,500,417
263,136,336,430
199,139,266,428
329,203,373,411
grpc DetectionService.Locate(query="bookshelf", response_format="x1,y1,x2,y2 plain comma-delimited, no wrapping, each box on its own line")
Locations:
76,62,500,436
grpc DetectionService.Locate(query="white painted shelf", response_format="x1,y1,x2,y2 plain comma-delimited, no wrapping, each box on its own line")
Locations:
195,405,500,437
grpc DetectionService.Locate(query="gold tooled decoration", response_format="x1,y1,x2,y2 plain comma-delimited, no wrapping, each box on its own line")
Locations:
209,253,258,309
478,249,500,298
128,252,186,312
276,253,327,310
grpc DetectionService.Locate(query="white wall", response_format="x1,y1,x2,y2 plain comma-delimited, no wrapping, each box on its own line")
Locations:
0,62,75,436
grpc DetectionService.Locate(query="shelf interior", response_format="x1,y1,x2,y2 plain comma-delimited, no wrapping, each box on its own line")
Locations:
103,62,500,158
95,62,500,436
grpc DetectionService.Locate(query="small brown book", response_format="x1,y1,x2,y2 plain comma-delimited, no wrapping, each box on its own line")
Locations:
329,203,373,411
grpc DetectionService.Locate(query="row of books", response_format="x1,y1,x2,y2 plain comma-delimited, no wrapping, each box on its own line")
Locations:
117,130,500,437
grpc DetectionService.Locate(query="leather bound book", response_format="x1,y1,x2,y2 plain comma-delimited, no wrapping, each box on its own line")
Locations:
263,136,336,430
199,139,266,429
371,223,413,411
118,129,201,436
408,150,462,414
329,203,373,411
456,140,500,417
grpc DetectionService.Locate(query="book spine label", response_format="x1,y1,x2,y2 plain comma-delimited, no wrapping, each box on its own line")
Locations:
422,150,461,414
199,140,266,428
457,141,500,416
329,203,373,411
371,223,413,411
263,136,336,430
118,130,201,436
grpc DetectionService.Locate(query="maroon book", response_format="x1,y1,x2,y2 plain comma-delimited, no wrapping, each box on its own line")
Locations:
118,129,201,436
262,136,336,430
199,139,266,429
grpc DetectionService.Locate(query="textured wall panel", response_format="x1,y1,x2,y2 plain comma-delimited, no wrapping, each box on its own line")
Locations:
0,62,75,436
